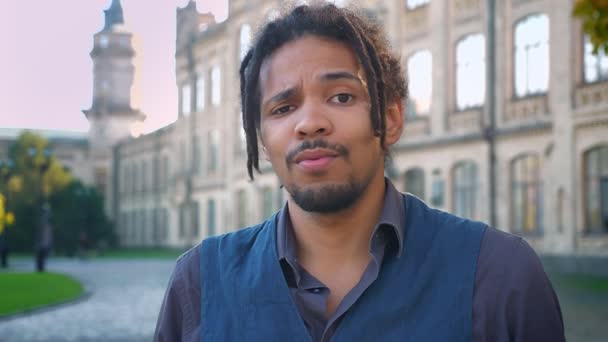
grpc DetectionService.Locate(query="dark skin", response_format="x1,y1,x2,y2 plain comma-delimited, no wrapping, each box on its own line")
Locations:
258,35,404,317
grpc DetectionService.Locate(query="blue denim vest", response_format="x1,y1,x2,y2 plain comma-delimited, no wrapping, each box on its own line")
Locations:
200,194,486,341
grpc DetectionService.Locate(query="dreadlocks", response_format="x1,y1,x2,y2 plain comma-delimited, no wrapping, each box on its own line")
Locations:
239,2,407,180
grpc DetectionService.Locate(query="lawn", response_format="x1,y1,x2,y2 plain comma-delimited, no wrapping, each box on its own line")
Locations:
0,272,84,317
551,273,608,293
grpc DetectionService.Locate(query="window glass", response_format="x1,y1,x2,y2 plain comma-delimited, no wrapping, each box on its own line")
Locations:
181,84,192,115
514,14,549,97
584,35,608,83
239,24,252,61
456,34,485,110
585,145,608,233
407,50,432,118
511,154,542,234
453,161,478,219
406,0,430,10
196,76,205,111
211,66,221,106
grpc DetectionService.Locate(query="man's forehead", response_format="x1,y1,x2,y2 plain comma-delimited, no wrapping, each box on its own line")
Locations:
258,35,366,93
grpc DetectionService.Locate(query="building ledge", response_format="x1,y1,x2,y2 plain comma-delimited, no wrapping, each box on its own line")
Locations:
504,94,549,124
448,108,483,134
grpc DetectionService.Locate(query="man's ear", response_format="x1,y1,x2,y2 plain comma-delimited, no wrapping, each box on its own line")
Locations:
384,99,404,148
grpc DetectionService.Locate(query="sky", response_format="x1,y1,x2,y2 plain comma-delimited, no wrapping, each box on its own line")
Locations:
0,0,228,134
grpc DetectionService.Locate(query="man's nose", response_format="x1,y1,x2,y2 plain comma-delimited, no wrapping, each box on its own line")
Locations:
294,101,333,139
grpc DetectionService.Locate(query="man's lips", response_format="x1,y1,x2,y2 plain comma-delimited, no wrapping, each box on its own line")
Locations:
293,149,339,164
292,149,339,171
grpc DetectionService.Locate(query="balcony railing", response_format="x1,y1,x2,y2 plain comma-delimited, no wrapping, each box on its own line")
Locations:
402,117,430,141
504,95,549,123
404,5,430,38
453,0,481,20
448,108,483,134
575,81,608,112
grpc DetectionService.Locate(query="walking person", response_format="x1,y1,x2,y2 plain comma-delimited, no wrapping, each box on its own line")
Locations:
35,203,53,272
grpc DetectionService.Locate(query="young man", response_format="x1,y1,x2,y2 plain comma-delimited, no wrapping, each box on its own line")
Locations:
155,4,565,341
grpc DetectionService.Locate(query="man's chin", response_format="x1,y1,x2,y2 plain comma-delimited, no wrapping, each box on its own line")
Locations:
285,181,363,213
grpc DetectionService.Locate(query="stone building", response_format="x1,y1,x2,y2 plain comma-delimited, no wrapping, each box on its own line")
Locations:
5,0,605,256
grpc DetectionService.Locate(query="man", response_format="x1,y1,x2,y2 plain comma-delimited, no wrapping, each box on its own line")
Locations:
155,3,565,341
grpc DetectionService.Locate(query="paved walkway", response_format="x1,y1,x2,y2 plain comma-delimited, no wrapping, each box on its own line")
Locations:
1,259,607,341
0,258,175,342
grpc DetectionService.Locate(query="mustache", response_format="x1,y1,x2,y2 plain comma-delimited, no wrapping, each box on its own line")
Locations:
285,139,349,164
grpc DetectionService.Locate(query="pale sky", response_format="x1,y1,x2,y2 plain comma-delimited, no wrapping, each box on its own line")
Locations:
0,0,228,133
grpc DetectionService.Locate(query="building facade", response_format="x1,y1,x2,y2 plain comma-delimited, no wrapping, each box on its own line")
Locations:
113,0,608,255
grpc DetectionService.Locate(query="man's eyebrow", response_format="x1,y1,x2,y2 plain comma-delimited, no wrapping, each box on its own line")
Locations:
263,87,298,107
319,71,363,83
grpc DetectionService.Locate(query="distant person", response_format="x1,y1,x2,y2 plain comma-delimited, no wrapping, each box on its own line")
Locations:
155,3,565,341
78,231,89,260
0,229,8,268
36,203,53,272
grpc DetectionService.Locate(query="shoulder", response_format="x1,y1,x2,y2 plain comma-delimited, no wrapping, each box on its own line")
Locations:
405,194,487,234
477,227,544,279
473,228,565,340
172,244,201,290
200,219,272,259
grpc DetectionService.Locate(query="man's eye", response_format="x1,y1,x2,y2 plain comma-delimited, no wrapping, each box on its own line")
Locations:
330,93,354,104
271,105,294,115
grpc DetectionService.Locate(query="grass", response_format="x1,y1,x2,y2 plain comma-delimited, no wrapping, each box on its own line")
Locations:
96,247,187,259
0,272,84,317
551,273,608,293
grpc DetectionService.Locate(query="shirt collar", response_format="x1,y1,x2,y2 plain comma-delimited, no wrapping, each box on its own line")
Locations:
276,177,406,265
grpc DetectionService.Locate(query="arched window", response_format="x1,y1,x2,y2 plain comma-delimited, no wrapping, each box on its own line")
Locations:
239,24,252,61
404,168,425,200
583,35,608,83
514,14,549,97
406,50,432,118
452,161,478,219
456,34,485,110
584,145,608,233
511,154,542,234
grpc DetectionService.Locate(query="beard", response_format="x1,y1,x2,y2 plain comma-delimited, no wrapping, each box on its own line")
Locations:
285,176,366,213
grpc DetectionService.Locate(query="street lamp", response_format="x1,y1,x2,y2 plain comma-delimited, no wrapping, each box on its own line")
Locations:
27,146,52,272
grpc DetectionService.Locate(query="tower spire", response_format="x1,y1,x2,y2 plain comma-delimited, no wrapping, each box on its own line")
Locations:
103,0,124,30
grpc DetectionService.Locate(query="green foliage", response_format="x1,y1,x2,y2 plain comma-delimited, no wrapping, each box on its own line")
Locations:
0,272,84,317
50,181,116,256
573,0,608,54
1,131,115,253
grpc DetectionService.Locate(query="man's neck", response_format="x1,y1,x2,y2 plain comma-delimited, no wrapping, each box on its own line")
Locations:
287,173,387,269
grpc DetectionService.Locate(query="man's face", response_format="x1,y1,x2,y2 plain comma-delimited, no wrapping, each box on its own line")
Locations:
258,35,394,213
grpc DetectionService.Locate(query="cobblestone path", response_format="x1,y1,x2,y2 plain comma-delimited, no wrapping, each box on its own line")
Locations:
0,258,175,342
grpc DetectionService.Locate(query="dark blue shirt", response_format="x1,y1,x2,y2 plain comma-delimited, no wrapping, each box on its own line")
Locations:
154,180,565,342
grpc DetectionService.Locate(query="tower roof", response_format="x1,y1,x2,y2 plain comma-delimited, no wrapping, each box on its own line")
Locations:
103,0,125,31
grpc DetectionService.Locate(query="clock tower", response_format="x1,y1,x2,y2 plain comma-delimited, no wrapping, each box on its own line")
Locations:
83,0,145,205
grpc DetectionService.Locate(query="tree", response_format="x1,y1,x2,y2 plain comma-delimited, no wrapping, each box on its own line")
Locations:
574,0,608,54
50,181,116,256
3,131,115,254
